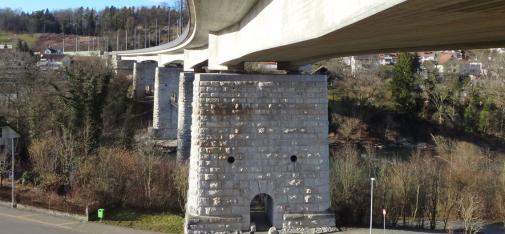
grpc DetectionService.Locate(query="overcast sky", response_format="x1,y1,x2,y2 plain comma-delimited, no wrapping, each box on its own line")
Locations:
0,0,178,12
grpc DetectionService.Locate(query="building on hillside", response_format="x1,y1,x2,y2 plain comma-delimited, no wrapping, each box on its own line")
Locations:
491,48,505,54
417,51,436,63
378,53,397,65
343,55,382,75
461,62,484,77
37,54,71,71
311,65,336,87
0,119,20,166
43,48,62,55
0,44,13,50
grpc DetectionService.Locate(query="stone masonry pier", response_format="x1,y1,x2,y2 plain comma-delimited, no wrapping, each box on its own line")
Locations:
177,72,195,161
150,67,181,139
185,74,335,233
132,61,157,98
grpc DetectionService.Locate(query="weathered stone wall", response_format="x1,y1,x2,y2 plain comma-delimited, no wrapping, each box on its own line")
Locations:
151,67,181,139
132,61,157,98
185,74,334,233
177,72,195,161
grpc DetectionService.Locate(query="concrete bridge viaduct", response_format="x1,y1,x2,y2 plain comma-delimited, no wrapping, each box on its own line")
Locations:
113,0,505,233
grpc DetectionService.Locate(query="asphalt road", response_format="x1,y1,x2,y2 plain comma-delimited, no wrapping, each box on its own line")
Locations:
0,205,162,234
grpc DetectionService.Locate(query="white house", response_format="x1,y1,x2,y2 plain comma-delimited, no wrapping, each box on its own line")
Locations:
461,62,484,76
379,53,397,65
0,44,13,50
0,121,20,165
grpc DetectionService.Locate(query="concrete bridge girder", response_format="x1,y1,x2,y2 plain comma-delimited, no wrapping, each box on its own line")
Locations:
158,54,185,67
183,48,209,71
207,0,405,70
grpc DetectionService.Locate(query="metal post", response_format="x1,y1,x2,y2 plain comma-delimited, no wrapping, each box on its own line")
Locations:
179,0,183,35
370,178,375,234
125,30,128,50
155,19,158,45
62,34,65,53
11,137,15,208
168,7,171,42
383,209,386,234
116,31,119,51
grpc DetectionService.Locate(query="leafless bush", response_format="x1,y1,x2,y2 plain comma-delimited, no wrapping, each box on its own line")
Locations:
458,194,484,234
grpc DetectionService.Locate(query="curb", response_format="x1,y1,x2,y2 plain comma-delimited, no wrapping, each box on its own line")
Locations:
0,200,88,221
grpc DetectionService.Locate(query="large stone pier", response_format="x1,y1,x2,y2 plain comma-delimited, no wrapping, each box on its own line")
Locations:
132,61,157,98
185,74,335,233
150,67,181,139
177,72,195,161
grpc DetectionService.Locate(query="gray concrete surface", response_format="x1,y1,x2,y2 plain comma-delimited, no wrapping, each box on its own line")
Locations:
0,205,163,234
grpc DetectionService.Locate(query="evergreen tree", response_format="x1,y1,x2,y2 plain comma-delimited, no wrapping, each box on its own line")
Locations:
60,59,112,155
390,53,422,114
464,91,480,133
478,99,491,133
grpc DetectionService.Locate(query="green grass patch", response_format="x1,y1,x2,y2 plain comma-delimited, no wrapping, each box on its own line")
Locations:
0,32,40,47
100,209,184,233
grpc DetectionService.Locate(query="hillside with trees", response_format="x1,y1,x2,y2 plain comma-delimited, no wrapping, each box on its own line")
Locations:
0,2,188,51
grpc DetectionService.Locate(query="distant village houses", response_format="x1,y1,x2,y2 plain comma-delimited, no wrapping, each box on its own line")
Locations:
37,47,71,70
0,44,13,50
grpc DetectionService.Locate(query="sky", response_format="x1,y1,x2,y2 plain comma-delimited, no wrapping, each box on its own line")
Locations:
0,0,178,12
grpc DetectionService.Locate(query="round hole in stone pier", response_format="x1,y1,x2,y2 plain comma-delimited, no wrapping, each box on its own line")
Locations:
290,155,297,162
227,156,235,164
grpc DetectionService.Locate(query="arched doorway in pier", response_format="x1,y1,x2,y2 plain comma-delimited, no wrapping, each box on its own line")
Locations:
250,193,274,231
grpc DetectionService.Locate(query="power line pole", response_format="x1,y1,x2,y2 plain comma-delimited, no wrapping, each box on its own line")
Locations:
179,0,183,35
116,31,119,51
144,23,147,48
155,19,158,46
167,7,171,42
125,29,128,50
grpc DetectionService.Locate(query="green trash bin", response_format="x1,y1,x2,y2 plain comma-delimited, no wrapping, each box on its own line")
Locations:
97,208,105,221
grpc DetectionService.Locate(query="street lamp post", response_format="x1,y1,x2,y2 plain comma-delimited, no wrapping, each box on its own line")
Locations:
383,209,386,234
10,137,15,208
370,177,375,234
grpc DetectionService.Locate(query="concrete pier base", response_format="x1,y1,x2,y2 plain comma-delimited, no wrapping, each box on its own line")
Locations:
176,72,195,161
185,74,335,234
149,67,181,139
132,61,157,98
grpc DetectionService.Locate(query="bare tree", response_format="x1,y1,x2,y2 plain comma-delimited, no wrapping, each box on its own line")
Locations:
458,194,484,234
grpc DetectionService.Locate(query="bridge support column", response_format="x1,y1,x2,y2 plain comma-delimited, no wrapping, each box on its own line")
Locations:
185,74,335,234
132,61,157,98
149,67,181,139
176,72,194,161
